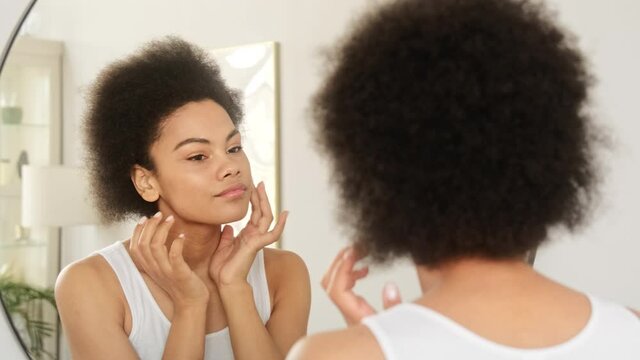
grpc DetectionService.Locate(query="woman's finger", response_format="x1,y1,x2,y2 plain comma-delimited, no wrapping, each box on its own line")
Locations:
220,224,235,245
129,216,149,270
260,211,287,247
168,234,191,276
382,282,402,309
249,185,262,226
325,247,358,297
321,247,352,289
256,182,274,233
138,211,163,274
332,281,377,326
150,214,175,274
351,266,369,281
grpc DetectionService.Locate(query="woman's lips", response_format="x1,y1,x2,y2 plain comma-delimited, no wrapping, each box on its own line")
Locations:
216,184,247,198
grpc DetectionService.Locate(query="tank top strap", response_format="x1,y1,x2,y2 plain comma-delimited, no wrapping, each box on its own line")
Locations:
95,241,148,340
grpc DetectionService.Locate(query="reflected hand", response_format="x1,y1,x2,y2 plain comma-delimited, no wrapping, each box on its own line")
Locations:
209,182,288,287
321,247,402,326
129,212,209,308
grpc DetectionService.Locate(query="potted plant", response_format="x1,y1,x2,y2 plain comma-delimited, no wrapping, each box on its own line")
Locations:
0,275,57,359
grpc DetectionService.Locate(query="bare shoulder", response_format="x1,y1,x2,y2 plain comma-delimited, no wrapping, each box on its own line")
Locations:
263,247,310,285
263,248,310,315
55,254,124,319
286,325,384,360
263,247,307,272
56,254,115,294
56,253,138,358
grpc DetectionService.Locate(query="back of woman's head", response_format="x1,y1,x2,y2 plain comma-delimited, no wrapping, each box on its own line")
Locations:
313,0,598,266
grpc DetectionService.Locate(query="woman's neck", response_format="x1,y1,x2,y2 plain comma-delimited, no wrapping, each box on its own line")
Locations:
416,257,539,296
164,219,222,271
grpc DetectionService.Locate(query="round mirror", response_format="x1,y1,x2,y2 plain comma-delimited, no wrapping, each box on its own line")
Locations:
0,1,286,358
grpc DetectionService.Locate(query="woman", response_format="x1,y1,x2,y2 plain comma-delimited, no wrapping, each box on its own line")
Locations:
291,0,640,358
55,37,310,360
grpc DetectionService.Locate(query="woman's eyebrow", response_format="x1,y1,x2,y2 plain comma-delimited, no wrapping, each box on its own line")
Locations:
173,129,239,151
173,138,210,151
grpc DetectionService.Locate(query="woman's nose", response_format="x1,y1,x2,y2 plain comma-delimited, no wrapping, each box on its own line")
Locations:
220,163,240,179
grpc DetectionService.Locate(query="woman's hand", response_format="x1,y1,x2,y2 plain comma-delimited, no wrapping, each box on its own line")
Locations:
129,212,210,308
209,182,288,288
321,247,402,326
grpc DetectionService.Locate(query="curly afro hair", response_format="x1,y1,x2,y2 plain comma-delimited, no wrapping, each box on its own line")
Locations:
313,0,599,266
84,36,243,223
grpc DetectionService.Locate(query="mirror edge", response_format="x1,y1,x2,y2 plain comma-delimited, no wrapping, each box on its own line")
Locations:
0,0,40,359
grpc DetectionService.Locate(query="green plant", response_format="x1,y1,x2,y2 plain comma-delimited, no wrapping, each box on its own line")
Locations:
0,276,57,360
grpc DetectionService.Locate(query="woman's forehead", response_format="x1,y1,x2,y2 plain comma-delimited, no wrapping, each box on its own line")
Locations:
158,100,236,143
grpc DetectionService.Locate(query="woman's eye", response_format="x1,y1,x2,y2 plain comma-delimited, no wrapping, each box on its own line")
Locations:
188,154,207,161
228,145,243,154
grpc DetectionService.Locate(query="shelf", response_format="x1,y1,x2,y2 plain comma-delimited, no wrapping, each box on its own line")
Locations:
0,122,49,128
0,241,47,249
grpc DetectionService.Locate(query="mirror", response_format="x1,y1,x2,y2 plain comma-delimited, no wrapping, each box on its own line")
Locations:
1,0,639,359
0,1,281,359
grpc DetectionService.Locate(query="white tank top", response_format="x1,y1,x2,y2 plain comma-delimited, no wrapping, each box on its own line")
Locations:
362,295,640,360
97,241,271,360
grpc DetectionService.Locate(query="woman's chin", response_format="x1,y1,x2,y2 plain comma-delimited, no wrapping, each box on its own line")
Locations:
216,204,250,224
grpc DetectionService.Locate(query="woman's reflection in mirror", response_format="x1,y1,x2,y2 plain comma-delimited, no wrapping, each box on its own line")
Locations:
55,37,310,360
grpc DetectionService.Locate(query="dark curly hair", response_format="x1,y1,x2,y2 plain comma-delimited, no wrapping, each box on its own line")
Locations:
84,36,243,223
314,0,599,266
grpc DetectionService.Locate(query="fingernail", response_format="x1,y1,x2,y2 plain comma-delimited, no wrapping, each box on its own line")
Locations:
153,211,162,218
165,215,174,222
138,216,147,224
343,247,352,260
383,282,399,300
178,233,185,238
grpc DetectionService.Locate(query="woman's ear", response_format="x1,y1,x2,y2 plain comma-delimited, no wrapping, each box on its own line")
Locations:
131,165,160,202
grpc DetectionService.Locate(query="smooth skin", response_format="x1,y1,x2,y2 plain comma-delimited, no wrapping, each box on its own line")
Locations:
288,247,640,360
56,100,311,360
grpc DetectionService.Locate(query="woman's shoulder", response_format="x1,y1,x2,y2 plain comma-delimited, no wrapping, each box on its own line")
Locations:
55,250,124,311
287,325,384,360
262,248,311,311
263,247,309,284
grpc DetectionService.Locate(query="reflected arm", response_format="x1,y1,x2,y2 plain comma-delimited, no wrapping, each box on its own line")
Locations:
221,249,310,360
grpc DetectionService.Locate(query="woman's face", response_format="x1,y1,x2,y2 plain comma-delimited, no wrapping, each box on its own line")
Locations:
146,99,252,225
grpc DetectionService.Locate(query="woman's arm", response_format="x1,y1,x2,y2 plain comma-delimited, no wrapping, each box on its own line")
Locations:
219,250,310,359
210,183,310,359
264,249,311,353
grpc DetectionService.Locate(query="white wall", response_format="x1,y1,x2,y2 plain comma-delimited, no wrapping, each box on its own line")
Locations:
534,0,640,307
16,0,640,345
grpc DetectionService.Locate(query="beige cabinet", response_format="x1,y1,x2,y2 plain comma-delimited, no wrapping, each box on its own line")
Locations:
0,36,62,360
